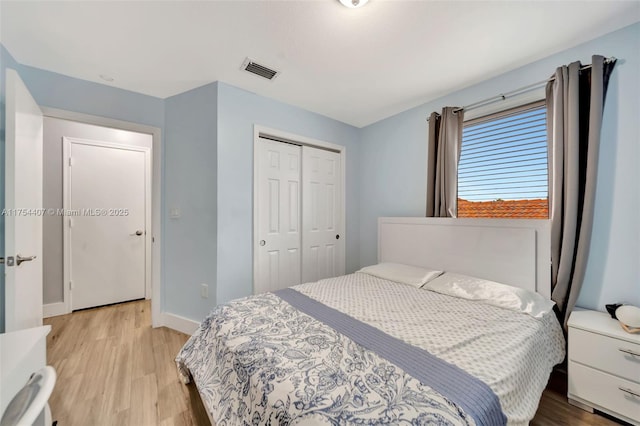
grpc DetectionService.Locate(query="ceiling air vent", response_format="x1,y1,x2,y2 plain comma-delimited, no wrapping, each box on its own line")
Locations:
241,58,279,81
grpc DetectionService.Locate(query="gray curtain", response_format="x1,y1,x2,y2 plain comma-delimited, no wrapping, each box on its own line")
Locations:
426,107,464,217
546,55,616,328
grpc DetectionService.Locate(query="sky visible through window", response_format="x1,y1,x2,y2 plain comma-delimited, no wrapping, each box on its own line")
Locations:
458,106,548,203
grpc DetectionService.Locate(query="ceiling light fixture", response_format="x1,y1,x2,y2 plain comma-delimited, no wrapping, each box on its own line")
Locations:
339,0,368,8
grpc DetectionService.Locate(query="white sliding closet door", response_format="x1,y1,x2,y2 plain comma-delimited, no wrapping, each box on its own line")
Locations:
301,146,344,283
255,138,302,294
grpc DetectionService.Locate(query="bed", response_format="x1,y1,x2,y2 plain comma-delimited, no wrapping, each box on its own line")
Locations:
176,218,565,426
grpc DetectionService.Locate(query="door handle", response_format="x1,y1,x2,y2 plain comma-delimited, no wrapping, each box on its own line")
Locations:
16,254,36,266
131,230,144,236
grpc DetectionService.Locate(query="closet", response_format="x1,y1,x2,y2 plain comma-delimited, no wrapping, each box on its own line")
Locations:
254,136,344,293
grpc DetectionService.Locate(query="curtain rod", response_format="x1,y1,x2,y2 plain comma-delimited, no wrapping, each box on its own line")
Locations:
426,56,616,122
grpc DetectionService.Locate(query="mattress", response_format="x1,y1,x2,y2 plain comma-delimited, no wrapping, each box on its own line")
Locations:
176,272,565,425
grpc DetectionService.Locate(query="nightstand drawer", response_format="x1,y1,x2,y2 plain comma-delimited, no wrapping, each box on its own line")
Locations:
569,361,640,422
569,327,640,383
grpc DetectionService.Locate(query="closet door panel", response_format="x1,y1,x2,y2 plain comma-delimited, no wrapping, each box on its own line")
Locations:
302,146,344,283
256,139,302,293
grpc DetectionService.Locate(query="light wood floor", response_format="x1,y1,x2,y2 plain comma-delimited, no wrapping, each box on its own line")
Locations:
45,300,622,426
44,299,209,425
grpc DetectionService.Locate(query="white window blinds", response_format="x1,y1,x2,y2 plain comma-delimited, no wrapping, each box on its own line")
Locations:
458,102,548,203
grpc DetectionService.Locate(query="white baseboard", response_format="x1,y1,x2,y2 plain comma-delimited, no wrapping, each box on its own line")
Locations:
43,302,68,318
160,312,200,335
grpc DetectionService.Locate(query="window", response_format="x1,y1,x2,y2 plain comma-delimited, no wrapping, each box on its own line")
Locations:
457,101,548,219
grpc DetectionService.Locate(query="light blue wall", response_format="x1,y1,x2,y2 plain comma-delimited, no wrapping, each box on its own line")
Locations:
359,23,640,311
216,82,360,305
0,45,21,332
17,65,164,129
164,82,218,320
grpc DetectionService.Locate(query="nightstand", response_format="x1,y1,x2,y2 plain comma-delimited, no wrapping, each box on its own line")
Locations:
567,309,640,425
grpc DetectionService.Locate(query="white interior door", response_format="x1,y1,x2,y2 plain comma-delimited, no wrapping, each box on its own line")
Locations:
66,139,147,310
4,69,44,332
302,146,344,283
255,138,302,293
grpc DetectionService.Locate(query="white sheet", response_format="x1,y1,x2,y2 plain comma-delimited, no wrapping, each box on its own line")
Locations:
295,273,565,425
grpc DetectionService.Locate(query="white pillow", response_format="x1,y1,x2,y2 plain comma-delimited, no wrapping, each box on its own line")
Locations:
422,272,555,319
357,262,443,288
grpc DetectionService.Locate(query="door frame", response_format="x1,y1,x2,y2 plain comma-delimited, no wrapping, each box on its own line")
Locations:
62,137,152,312
41,108,163,327
252,125,346,293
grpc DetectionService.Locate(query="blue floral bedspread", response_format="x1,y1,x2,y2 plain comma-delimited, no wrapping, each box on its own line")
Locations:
176,290,482,425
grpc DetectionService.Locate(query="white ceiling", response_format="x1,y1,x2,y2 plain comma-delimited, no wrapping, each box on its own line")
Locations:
1,1,639,127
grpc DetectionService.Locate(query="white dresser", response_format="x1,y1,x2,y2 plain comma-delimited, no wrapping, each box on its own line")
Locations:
568,310,640,425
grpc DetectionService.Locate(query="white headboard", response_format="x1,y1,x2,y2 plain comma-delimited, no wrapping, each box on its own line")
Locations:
378,217,551,298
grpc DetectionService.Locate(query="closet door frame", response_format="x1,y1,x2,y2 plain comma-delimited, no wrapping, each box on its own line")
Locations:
252,125,346,293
